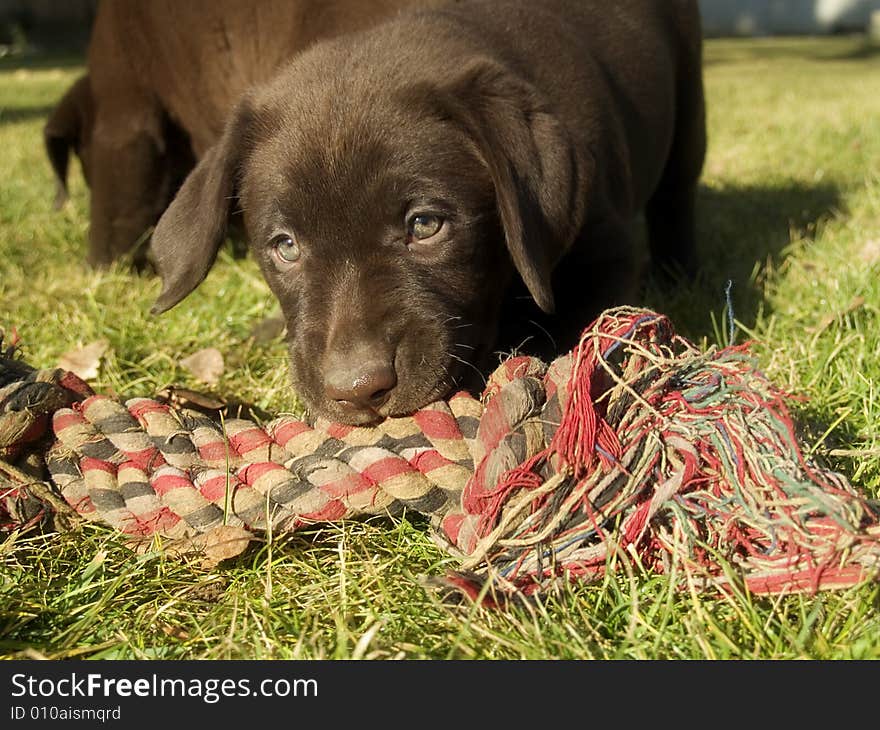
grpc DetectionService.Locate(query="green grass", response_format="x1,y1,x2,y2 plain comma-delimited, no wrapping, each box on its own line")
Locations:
2,35,880,660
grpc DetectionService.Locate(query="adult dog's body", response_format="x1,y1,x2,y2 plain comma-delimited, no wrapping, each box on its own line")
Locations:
44,0,429,267
151,0,706,425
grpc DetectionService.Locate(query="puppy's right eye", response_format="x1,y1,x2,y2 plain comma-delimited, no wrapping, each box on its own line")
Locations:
405,213,445,245
270,233,300,265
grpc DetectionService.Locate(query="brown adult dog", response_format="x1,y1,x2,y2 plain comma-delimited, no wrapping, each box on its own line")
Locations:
44,0,431,268
150,0,706,425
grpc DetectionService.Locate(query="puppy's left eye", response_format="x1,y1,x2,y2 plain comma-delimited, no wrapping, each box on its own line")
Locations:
270,233,301,265
407,214,444,242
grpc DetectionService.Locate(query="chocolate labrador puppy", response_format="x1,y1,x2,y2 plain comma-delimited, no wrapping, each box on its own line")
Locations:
150,0,706,425
45,0,433,268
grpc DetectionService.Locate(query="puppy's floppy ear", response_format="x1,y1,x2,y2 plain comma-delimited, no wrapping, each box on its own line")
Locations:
149,99,255,315
435,61,584,313
44,75,93,210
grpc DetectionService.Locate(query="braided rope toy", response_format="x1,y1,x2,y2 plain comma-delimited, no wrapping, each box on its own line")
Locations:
2,306,879,603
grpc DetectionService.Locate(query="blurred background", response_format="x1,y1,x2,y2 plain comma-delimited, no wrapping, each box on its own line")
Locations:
0,0,96,56
700,0,880,35
1,0,880,56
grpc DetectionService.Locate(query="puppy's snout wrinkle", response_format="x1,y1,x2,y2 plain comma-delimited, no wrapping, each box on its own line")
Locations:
324,357,397,411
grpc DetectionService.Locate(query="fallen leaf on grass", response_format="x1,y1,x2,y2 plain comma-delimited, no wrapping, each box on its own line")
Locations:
194,525,254,568
155,386,227,411
127,525,254,568
858,238,880,265
249,314,286,344
58,339,109,380
179,347,224,385
158,622,191,641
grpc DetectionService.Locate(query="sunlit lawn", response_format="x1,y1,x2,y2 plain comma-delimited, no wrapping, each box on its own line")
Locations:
1,34,879,659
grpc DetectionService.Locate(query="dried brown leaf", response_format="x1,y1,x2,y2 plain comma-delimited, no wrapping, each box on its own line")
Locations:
127,526,253,567
179,348,224,385
250,315,286,344
57,339,109,380
158,622,191,641
194,525,254,568
858,238,880,265
155,386,227,411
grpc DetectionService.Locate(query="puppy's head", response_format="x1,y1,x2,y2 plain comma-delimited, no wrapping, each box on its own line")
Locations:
46,75,197,268
150,49,579,424
44,75,94,211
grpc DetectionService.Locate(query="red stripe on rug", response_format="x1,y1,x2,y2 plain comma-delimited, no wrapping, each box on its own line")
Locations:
272,420,312,444
326,423,354,440
409,449,452,473
413,409,460,441
303,500,347,521
199,474,234,502
237,462,284,485
123,447,163,471
52,410,85,433
152,472,193,496
229,428,272,455
80,457,115,475
127,399,170,419
318,474,375,499
198,440,229,462
362,457,412,484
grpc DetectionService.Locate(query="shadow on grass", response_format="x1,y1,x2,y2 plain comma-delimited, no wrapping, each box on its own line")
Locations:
642,179,879,490
703,34,880,67
0,104,54,124
0,51,85,72
821,39,880,62
645,179,843,341
794,402,879,489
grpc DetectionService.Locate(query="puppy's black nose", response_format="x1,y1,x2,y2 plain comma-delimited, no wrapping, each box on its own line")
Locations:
324,361,397,410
